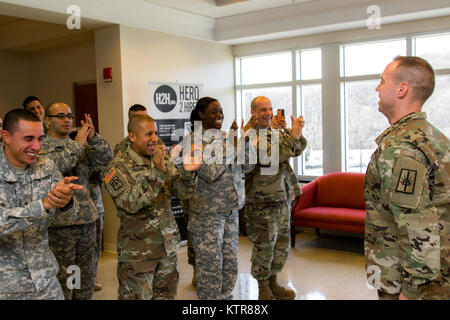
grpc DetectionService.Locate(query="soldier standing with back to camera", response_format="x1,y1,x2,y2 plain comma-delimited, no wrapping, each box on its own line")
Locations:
244,96,307,300
365,56,449,300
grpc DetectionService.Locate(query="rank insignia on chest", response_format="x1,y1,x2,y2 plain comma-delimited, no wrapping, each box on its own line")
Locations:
395,168,417,194
104,168,117,183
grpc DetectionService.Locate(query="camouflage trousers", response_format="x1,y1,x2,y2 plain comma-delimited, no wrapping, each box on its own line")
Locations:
189,209,239,300
117,253,179,300
94,212,104,267
244,201,290,281
0,276,64,300
181,201,196,266
48,221,97,300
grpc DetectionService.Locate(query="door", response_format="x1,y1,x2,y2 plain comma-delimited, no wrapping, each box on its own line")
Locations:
73,82,99,131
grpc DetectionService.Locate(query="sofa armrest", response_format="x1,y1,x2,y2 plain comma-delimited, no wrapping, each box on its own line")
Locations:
293,179,317,213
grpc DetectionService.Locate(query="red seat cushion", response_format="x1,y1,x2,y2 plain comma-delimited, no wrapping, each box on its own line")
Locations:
315,173,366,209
294,207,366,226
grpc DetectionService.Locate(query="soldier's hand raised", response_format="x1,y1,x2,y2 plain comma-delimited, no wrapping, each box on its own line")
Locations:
182,144,202,172
153,145,167,173
43,176,83,210
74,124,90,146
243,115,257,133
290,115,305,139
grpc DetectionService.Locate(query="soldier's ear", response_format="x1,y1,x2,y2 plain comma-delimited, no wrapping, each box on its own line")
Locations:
129,131,136,143
1,130,10,144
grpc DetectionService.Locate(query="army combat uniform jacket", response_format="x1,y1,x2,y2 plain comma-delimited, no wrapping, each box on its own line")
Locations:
245,126,307,203
185,130,246,213
103,147,197,263
0,148,79,296
40,134,113,226
365,112,449,299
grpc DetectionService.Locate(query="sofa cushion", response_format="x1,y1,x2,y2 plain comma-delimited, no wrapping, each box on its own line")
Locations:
315,172,366,209
294,207,365,227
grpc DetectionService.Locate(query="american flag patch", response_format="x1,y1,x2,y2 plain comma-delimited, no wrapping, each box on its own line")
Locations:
104,168,117,183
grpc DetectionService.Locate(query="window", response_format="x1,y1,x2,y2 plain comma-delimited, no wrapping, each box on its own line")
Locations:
240,52,292,85
235,48,323,177
235,30,450,178
341,39,406,173
413,33,450,137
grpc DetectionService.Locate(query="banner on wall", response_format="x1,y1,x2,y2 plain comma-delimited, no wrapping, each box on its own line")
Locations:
148,82,204,242
148,82,203,146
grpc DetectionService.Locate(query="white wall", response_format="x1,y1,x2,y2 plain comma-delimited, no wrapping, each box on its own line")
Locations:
98,25,235,253
120,25,235,131
94,25,125,253
0,51,30,118
29,41,97,110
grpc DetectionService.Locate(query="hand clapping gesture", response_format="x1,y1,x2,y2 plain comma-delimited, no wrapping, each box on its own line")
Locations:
43,176,83,210
290,115,305,139
153,144,167,173
182,144,202,172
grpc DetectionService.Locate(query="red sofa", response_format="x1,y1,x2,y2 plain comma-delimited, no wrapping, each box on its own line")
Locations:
291,172,366,247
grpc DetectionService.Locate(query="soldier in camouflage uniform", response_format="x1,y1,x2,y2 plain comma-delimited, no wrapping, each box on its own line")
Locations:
244,96,307,300
103,114,200,300
270,115,303,245
183,97,252,300
113,104,165,157
89,172,105,291
40,103,113,300
365,56,449,300
0,109,82,300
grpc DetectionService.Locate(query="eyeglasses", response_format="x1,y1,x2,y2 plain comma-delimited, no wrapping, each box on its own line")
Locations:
46,113,74,120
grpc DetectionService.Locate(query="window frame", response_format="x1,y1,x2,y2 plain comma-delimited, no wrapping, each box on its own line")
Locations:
234,29,450,179
235,48,323,179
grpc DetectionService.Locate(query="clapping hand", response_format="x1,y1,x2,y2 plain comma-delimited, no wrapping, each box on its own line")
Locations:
271,115,286,130
290,115,305,139
182,144,202,172
80,113,95,139
43,176,83,210
153,145,167,173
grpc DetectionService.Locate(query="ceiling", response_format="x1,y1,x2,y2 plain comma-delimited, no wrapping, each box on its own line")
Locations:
0,0,449,52
143,0,314,18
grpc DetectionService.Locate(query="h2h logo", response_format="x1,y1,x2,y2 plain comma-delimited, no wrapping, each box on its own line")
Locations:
154,85,177,113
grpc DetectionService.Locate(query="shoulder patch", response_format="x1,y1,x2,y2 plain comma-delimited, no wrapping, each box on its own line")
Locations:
103,167,128,197
391,157,427,209
104,168,117,183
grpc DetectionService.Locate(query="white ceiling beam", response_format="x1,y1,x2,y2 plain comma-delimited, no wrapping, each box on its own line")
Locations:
215,0,450,44
215,0,250,6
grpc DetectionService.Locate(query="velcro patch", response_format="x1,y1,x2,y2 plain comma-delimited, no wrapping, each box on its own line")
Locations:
104,168,117,183
104,168,128,197
391,157,427,209
110,176,123,191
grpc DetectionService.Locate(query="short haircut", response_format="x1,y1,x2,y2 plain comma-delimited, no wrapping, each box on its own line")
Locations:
22,96,40,108
2,108,41,133
128,104,147,118
250,96,270,111
392,56,435,103
127,114,155,134
45,102,68,116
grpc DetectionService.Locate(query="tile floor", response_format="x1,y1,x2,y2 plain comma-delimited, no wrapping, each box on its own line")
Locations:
92,231,378,300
